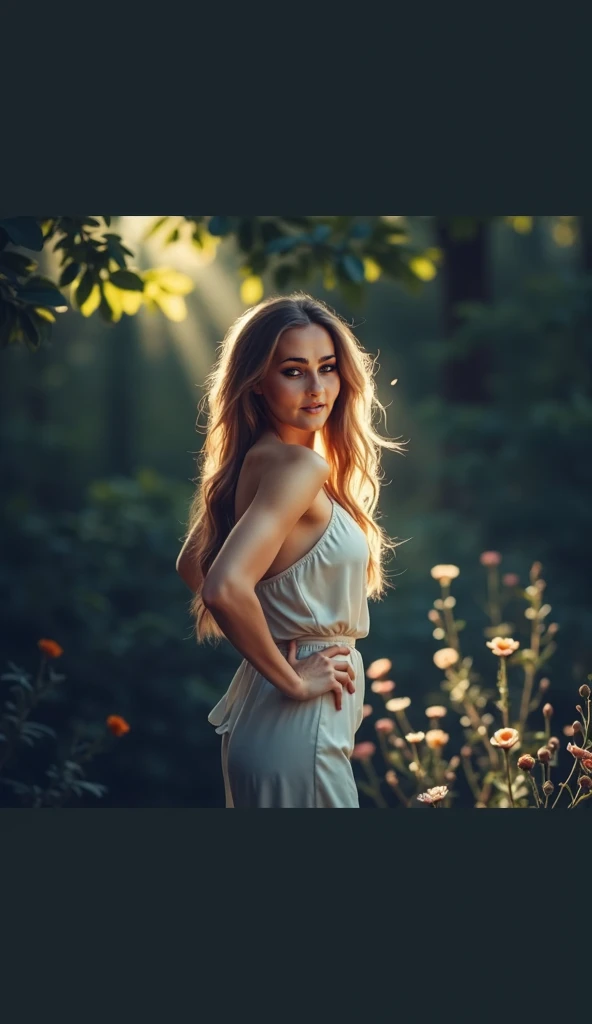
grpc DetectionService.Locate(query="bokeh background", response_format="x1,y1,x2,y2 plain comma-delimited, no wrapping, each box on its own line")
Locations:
1,215,591,807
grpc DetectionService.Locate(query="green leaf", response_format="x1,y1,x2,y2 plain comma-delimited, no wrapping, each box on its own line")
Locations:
18,277,67,307
76,269,95,308
109,270,144,291
208,215,232,236
340,253,365,284
0,250,37,275
59,261,80,287
0,217,44,251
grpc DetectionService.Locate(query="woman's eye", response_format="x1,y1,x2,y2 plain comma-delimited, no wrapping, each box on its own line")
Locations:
282,364,337,377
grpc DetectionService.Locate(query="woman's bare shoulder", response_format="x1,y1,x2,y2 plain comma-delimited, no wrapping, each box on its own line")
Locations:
247,439,329,479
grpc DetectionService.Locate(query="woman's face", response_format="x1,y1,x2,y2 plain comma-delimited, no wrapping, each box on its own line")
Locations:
254,323,341,446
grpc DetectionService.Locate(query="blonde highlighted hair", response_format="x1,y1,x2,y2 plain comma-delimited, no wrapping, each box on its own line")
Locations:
180,292,408,644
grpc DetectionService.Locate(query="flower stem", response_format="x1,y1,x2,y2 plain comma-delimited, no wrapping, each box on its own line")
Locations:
504,749,515,807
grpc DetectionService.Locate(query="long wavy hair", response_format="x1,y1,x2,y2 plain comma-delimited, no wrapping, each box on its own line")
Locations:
180,292,409,644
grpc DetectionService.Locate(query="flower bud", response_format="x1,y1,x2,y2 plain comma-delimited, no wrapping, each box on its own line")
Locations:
579,776,592,792
385,770,399,788
444,771,457,783
539,678,550,692
461,745,473,758
579,684,591,699
517,754,536,772
448,755,461,770
582,758,592,772
543,703,553,718
537,747,551,764
542,780,554,796
547,623,559,635
547,737,560,752
572,721,583,734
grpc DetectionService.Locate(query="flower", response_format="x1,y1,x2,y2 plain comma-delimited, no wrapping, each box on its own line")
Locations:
579,684,591,699
502,573,520,587
385,696,411,713
362,704,373,719
37,638,64,659
417,785,449,805
385,770,399,788
567,742,592,761
517,754,536,772
375,718,394,734
579,776,592,792
432,628,446,640
425,729,449,750
543,703,553,718
433,648,459,670
366,657,392,680
537,747,551,764
430,564,460,582
480,551,502,566
490,727,520,750
405,731,425,744
486,636,520,657
106,715,130,737
371,679,395,694
460,745,473,758
351,742,376,761
582,758,592,772
425,705,447,719
563,725,575,737
427,610,441,624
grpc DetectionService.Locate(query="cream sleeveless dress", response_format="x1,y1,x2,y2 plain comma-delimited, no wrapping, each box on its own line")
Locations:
207,494,370,808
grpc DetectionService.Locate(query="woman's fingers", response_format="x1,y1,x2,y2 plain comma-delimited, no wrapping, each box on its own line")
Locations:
332,684,342,711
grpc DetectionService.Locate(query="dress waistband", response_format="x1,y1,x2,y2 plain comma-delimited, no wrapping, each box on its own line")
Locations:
274,634,357,654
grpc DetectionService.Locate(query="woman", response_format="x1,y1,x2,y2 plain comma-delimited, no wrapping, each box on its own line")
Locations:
176,292,406,807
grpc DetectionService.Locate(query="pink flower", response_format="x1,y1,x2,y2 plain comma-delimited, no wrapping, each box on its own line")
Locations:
351,742,376,761
480,551,502,566
567,742,592,761
490,727,520,750
362,704,373,719
502,573,520,587
366,658,392,680
375,718,394,734
417,785,449,805
486,636,520,657
370,679,395,694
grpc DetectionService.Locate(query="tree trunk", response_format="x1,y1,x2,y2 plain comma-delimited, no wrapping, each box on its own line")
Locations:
435,218,492,403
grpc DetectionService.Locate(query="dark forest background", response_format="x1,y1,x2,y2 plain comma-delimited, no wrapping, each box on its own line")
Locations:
1,215,590,807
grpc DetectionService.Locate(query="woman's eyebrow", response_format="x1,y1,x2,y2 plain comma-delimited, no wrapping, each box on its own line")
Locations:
279,354,336,364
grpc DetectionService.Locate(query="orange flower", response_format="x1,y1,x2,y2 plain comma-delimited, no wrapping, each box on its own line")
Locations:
366,657,392,680
490,727,520,750
37,638,63,659
517,754,536,771
486,636,520,657
425,729,449,750
106,715,130,737
433,648,459,670
370,679,395,694
480,551,502,566
351,741,376,761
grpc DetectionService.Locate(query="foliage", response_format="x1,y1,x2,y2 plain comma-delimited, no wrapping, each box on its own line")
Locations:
0,215,444,349
353,555,592,809
0,641,129,807
0,464,238,807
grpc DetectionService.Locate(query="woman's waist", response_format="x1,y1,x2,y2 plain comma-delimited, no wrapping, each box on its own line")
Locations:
273,634,358,655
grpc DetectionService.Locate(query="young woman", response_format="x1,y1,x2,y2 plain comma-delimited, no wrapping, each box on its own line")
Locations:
176,293,406,807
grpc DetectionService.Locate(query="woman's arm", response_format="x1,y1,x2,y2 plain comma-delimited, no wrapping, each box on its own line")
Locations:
202,445,329,699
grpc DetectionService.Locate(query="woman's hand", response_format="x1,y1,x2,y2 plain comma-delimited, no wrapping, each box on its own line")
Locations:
286,641,356,711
